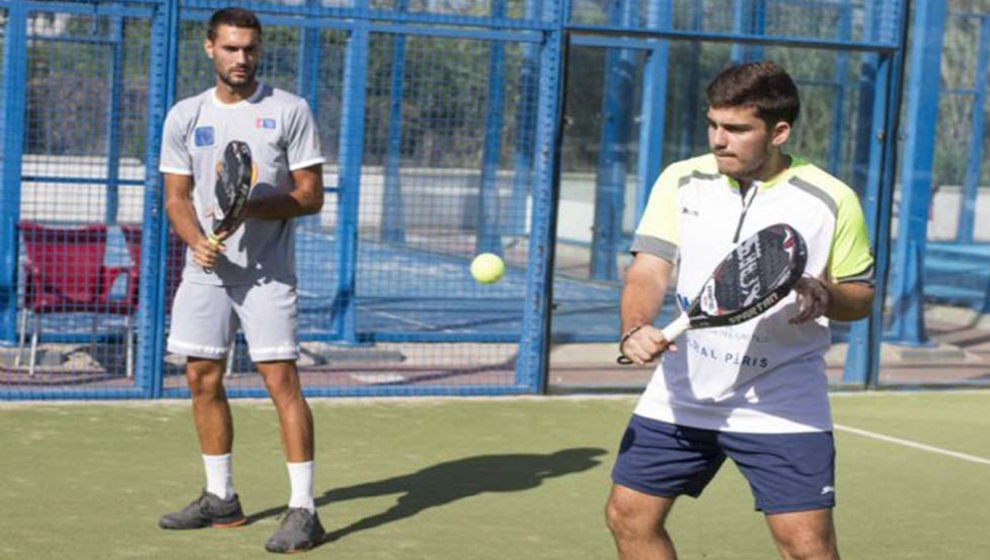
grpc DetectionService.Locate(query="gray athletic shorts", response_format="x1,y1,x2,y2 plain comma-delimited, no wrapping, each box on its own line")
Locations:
167,279,299,362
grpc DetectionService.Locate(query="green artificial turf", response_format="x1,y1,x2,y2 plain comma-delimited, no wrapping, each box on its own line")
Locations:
1,392,987,559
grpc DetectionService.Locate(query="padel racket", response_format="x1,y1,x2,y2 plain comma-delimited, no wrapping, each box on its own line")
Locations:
618,223,807,365
204,140,255,273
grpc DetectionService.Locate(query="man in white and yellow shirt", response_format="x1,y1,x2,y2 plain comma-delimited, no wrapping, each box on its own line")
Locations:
605,61,874,560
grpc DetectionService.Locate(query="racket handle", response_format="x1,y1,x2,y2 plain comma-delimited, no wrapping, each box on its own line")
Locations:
204,233,221,275
660,313,690,343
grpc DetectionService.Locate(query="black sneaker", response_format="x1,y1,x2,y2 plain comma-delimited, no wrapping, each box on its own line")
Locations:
158,490,246,530
264,508,326,553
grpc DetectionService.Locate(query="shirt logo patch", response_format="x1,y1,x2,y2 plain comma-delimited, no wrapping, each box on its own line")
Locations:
256,118,276,130
681,206,699,216
193,126,215,147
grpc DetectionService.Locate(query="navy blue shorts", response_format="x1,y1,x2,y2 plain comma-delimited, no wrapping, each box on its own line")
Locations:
611,415,835,514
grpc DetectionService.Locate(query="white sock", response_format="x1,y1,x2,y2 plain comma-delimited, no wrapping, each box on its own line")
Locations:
286,461,315,512
203,453,235,500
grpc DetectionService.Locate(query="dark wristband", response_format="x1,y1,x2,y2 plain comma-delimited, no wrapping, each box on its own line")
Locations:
618,325,645,358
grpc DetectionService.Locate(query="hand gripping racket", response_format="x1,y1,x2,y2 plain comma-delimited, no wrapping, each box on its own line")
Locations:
618,223,807,365
204,140,255,273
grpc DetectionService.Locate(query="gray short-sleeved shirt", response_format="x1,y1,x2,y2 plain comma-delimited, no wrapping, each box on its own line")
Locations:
159,83,325,286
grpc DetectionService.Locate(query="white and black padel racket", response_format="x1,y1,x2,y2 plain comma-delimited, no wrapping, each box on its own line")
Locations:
618,223,807,365
204,140,255,274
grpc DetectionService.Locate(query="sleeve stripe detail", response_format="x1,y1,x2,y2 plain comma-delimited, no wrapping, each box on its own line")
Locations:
159,166,193,176
836,263,875,286
630,235,678,262
289,157,326,171
677,170,721,188
789,177,838,217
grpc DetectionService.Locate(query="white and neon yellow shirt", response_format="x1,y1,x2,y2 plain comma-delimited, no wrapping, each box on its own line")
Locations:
630,154,873,433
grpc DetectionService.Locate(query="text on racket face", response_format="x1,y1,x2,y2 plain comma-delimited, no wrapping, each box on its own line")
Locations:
736,237,765,307
726,291,783,324
699,235,765,315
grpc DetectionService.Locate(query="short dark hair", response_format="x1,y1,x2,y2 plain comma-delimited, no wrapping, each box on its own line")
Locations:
706,61,800,127
207,7,262,40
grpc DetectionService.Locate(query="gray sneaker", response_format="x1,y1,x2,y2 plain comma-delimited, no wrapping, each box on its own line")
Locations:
158,490,246,530
264,508,326,553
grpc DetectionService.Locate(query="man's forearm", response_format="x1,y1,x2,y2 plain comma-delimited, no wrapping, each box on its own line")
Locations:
620,279,668,333
246,166,324,220
824,281,875,321
165,196,206,247
246,190,322,220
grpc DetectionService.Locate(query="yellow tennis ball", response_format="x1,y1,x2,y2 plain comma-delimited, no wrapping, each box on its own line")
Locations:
470,253,505,284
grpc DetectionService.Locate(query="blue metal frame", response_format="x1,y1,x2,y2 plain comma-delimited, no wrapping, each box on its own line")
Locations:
104,16,126,225
563,25,900,53
331,1,371,345
1,1,157,17
296,0,324,231
381,0,410,244
182,0,549,30
476,0,508,255
0,0,916,398
827,2,852,176
509,0,543,237
515,0,567,392
886,0,947,346
843,0,909,386
589,0,636,281
958,15,990,244
677,3,704,161
0,1,28,344
731,0,753,63
635,2,671,221
137,0,180,398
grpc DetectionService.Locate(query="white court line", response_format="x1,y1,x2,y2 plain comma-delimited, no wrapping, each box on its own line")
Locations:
834,424,990,466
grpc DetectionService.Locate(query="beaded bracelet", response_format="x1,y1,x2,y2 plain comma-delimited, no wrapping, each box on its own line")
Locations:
618,325,645,359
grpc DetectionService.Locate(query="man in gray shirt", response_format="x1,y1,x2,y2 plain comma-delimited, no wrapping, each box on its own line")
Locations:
157,7,325,554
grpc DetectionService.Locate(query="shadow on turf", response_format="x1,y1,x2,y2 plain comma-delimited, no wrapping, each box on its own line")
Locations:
245,447,607,547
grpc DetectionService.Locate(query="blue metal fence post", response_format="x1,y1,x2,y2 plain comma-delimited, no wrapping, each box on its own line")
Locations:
828,2,852,176
678,4,703,160
516,0,566,391
477,0,508,255
851,4,879,199
844,0,910,385
297,0,324,231
887,0,946,345
0,2,28,344
590,0,635,281
958,16,990,243
510,0,543,237
105,16,125,225
381,0,409,244
332,4,370,344
731,0,752,63
750,0,765,61
634,1,671,221
137,0,180,397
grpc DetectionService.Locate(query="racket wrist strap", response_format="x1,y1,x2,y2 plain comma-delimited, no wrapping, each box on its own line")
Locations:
618,325,645,358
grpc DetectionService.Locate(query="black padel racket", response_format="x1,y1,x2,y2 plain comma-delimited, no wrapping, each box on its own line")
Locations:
204,140,254,273
618,223,807,365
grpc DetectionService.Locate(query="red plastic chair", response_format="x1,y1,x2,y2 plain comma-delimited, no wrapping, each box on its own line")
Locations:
120,224,186,314
121,225,239,375
17,222,137,377
122,225,239,374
